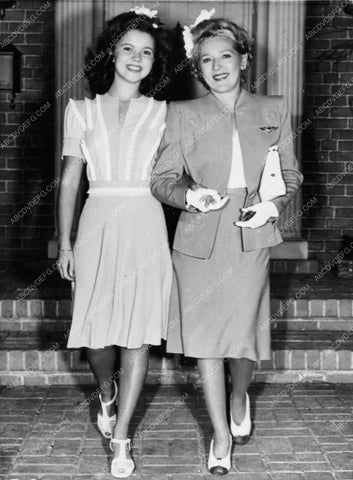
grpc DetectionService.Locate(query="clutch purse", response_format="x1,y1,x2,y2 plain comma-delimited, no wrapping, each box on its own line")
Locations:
259,145,286,202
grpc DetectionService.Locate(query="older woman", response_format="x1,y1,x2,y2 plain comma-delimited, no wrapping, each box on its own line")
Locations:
151,11,303,475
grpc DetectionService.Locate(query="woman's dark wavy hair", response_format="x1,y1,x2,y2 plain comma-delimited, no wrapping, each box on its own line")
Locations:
189,18,253,90
85,11,171,100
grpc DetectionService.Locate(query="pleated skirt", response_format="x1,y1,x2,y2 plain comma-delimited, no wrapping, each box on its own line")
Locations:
167,188,271,361
67,194,173,349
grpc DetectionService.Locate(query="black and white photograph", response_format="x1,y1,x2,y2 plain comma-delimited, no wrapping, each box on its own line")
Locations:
1,0,353,478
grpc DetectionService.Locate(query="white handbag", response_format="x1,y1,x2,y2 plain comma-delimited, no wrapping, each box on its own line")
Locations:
259,145,286,202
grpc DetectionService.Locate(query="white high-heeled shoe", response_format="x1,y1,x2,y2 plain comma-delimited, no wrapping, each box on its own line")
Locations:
97,380,118,439
207,434,232,475
110,438,135,478
230,392,252,445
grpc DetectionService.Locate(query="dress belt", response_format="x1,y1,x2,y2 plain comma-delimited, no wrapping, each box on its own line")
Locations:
88,187,152,197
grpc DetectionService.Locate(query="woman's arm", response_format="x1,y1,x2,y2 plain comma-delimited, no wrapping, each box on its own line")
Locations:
237,96,303,230
151,102,221,212
271,97,304,215
151,102,193,210
57,156,84,280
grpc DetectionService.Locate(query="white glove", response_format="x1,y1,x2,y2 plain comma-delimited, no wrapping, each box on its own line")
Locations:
186,188,228,213
235,201,279,229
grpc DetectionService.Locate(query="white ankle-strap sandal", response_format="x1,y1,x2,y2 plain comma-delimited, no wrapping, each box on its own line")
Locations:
97,380,118,439
110,438,135,478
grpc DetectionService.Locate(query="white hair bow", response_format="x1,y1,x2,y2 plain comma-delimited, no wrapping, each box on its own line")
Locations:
182,8,216,58
130,5,158,19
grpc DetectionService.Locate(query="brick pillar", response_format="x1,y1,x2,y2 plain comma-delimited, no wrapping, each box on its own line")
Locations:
48,0,94,258
254,1,308,259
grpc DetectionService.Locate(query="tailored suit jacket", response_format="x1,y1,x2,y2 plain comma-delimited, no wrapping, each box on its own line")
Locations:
151,89,303,259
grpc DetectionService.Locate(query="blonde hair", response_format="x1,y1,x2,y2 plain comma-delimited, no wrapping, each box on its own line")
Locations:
189,17,253,89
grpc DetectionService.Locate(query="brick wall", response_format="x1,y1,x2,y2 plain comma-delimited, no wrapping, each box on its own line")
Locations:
0,0,55,266
302,0,353,264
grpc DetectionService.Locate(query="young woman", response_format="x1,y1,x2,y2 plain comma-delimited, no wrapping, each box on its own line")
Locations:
151,12,303,475
57,8,172,478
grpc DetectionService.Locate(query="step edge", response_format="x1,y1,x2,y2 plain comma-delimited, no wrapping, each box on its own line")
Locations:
1,369,353,386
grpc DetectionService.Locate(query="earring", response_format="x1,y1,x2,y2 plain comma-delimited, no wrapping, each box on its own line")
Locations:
241,54,247,71
107,49,115,63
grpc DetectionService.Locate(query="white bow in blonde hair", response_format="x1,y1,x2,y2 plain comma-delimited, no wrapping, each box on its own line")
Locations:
182,8,216,58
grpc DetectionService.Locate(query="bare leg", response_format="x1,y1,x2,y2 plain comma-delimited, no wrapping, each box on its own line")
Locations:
229,358,255,423
113,345,150,440
85,346,118,416
197,358,231,458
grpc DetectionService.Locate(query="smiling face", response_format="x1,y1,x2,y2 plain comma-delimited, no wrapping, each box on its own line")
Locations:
114,29,155,85
199,35,246,95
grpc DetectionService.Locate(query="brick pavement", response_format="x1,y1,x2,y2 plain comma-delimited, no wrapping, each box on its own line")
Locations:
1,383,353,479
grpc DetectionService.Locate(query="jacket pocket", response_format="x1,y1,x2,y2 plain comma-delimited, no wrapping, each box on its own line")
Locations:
241,221,283,252
173,210,222,259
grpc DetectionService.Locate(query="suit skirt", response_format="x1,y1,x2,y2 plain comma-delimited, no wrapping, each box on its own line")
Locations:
167,188,271,361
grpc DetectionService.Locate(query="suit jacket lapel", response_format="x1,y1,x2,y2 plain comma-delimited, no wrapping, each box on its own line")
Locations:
235,90,266,193
196,90,273,195
199,93,233,195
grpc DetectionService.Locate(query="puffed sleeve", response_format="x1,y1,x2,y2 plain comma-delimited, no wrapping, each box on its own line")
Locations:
150,102,193,210
61,99,86,160
271,97,304,215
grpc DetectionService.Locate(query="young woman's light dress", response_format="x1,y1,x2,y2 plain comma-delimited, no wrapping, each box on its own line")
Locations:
62,93,172,349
